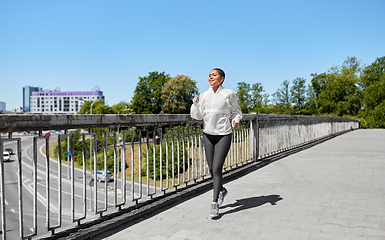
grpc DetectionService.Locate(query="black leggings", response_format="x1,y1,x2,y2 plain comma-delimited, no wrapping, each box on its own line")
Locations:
203,133,232,202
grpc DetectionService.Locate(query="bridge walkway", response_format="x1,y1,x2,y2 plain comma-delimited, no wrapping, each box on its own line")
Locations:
86,129,385,240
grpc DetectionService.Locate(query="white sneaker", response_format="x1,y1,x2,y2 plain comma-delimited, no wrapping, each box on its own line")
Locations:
217,188,228,206
209,203,219,218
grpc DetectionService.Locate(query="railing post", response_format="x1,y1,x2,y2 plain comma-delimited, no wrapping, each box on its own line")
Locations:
0,138,6,240
250,113,259,161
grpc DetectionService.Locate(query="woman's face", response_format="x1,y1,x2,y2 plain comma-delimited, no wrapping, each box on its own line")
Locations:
208,70,224,88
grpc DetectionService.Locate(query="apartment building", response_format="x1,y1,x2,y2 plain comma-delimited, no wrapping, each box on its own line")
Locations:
30,90,104,114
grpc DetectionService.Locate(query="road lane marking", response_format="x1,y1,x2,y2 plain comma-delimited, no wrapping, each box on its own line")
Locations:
4,181,18,185
20,139,136,202
21,179,57,214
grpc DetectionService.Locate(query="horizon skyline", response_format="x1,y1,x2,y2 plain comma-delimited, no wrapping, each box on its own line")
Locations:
2,55,383,112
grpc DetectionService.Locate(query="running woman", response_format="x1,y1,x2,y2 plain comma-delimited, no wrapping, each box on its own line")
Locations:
190,68,242,218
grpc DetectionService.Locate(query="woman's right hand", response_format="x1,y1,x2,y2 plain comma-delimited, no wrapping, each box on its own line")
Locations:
193,96,199,103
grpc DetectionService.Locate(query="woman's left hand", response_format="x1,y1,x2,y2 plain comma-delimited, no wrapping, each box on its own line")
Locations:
233,120,239,128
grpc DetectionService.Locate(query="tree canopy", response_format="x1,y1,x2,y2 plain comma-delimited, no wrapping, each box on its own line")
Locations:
311,57,362,117
77,99,111,114
160,75,198,114
359,56,385,127
73,56,385,129
236,82,269,113
272,80,291,110
130,71,171,114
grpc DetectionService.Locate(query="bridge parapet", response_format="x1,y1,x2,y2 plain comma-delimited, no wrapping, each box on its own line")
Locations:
0,114,359,239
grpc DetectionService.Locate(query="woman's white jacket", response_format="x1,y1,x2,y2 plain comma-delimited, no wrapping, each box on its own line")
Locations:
190,85,242,135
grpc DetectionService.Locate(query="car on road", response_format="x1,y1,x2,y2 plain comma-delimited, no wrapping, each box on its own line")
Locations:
4,148,13,155
91,170,113,182
2,151,10,161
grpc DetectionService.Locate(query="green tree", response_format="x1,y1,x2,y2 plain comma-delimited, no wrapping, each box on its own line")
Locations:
249,83,269,112
236,82,251,113
311,57,362,116
236,82,269,113
272,80,291,112
161,75,199,114
112,101,130,114
130,71,171,114
77,99,110,114
302,84,318,115
359,56,385,127
55,130,83,167
290,77,306,108
54,130,116,172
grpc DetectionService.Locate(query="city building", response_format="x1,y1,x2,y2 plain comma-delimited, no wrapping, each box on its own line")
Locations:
0,101,5,112
30,90,104,114
23,86,43,112
15,107,23,113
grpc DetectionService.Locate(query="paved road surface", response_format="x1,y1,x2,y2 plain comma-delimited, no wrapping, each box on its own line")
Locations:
1,134,140,239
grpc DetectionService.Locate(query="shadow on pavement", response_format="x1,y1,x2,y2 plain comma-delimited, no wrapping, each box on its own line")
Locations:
212,195,283,220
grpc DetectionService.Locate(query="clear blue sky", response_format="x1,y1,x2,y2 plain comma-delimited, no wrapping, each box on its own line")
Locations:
1,0,384,111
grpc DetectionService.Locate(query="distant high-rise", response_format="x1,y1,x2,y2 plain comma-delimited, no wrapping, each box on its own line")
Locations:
23,86,42,112
0,101,6,112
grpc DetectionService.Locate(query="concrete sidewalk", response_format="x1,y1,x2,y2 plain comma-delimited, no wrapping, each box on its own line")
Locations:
96,129,385,240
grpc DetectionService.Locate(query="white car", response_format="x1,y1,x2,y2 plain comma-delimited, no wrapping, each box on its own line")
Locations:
2,151,10,161
91,170,113,182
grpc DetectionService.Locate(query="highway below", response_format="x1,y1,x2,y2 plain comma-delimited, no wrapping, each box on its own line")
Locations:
1,133,144,239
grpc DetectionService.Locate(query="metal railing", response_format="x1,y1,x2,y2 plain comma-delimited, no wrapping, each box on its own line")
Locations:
0,114,359,239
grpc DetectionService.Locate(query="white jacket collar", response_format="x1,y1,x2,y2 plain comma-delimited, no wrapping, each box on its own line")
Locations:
210,85,225,94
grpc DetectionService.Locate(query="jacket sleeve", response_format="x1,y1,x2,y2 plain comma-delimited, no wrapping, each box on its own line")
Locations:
228,93,242,123
190,100,203,120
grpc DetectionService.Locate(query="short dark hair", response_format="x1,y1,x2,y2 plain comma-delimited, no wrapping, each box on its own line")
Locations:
212,68,225,79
